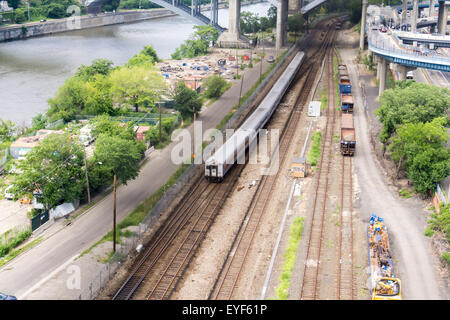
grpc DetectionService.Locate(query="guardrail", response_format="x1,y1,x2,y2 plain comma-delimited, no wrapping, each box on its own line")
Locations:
368,33,450,71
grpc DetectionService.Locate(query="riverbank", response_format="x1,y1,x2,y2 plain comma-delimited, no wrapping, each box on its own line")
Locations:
0,9,177,42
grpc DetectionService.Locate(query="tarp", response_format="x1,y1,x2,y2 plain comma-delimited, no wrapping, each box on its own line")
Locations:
49,202,76,220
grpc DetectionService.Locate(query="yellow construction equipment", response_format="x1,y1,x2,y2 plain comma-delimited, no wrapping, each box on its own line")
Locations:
291,157,308,178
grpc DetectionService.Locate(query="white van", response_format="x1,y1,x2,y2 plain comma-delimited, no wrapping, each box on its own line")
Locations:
4,185,15,200
406,71,414,80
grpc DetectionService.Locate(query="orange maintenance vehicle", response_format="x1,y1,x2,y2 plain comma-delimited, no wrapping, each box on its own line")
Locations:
367,214,402,300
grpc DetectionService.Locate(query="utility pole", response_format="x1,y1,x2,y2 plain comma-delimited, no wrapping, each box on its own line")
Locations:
159,102,162,143
236,49,239,78
113,173,117,253
84,148,91,204
238,73,244,106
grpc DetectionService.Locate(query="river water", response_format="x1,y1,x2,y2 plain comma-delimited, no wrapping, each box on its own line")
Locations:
0,2,271,125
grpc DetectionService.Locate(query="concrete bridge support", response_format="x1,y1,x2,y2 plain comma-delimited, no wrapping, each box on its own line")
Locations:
438,0,448,35
360,0,368,51
217,0,249,47
276,0,289,50
412,0,419,33
377,57,387,96
429,0,436,17
402,0,408,23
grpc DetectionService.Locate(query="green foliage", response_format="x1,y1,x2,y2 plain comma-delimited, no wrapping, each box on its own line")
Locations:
91,134,144,186
376,82,450,144
101,0,120,12
14,133,85,209
0,227,32,258
145,117,177,147
441,252,450,268
388,117,450,195
427,203,450,243
46,3,65,19
307,131,322,167
119,0,161,9
0,118,16,142
274,217,304,300
171,25,218,59
109,64,165,113
287,13,305,35
75,59,115,81
140,44,159,62
203,75,229,99
172,81,202,120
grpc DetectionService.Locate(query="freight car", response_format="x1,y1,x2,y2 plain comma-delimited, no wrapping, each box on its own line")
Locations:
338,64,352,94
340,113,356,156
340,93,354,113
204,51,306,182
367,214,402,300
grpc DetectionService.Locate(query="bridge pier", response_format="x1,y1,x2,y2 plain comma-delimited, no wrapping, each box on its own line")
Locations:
402,0,408,23
217,0,249,48
412,0,419,33
438,0,448,35
276,0,289,50
377,57,387,96
360,0,368,51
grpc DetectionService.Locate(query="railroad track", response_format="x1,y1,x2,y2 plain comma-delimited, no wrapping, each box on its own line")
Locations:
112,166,242,300
300,44,338,300
336,50,354,300
209,24,337,300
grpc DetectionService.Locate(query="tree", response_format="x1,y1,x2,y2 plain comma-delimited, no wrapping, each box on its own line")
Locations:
90,114,136,141
240,11,260,34
109,65,166,113
90,134,145,188
0,118,15,142
287,13,305,37
172,81,202,119
376,82,450,144
75,59,115,81
140,45,159,62
46,3,66,19
193,25,219,46
14,133,85,209
267,5,277,27
126,53,155,68
389,117,450,195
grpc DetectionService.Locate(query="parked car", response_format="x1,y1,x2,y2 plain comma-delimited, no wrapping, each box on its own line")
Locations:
379,26,387,33
0,292,17,300
40,19,46,22
4,185,15,200
267,56,275,63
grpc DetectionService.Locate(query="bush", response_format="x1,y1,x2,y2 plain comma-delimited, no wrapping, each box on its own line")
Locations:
307,131,322,167
203,75,229,99
0,227,32,258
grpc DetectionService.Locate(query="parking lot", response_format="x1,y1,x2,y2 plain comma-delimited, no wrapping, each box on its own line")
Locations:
0,198,30,235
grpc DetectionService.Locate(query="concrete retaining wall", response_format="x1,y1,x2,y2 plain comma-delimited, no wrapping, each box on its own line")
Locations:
0,9,176,42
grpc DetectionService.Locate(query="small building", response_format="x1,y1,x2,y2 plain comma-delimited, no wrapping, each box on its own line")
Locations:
9,129,64,159
136,126,151,141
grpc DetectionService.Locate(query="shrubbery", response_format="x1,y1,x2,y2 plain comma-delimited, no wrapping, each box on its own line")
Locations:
203,75,230,99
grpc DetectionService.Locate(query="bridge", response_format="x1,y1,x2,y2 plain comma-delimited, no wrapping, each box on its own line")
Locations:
360,0,450,96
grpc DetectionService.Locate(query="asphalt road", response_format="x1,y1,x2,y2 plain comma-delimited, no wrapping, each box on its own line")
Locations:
0,51,278,298
340,47,447,299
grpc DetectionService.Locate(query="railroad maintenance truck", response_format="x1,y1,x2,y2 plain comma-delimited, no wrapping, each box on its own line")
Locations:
367,214,402,300
340,113,356,156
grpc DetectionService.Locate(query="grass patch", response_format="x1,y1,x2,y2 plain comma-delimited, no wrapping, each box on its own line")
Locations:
307,131,322,167
0,237,43,268
399,188,413,199
441,252,450,268
334,55,340,108
274,217,304,300
320,88,327,111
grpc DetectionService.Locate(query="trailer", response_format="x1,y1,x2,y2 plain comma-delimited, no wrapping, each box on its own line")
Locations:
340,113,355,156
367,214,402,300
341,93,354,113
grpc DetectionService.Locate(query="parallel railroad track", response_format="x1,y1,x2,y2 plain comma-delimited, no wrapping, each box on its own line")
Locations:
209,24,338,300
300,44,338,300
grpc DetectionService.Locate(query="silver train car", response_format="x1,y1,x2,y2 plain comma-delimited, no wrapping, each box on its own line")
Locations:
205,51,305,182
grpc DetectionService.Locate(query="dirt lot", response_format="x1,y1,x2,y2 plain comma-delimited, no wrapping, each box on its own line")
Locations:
0,199,30,235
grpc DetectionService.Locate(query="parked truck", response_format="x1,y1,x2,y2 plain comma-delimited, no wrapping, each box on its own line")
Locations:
340,113,356,156
367,214,402,300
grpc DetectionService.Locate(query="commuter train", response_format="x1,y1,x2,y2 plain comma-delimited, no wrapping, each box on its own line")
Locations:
205,51,306,182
